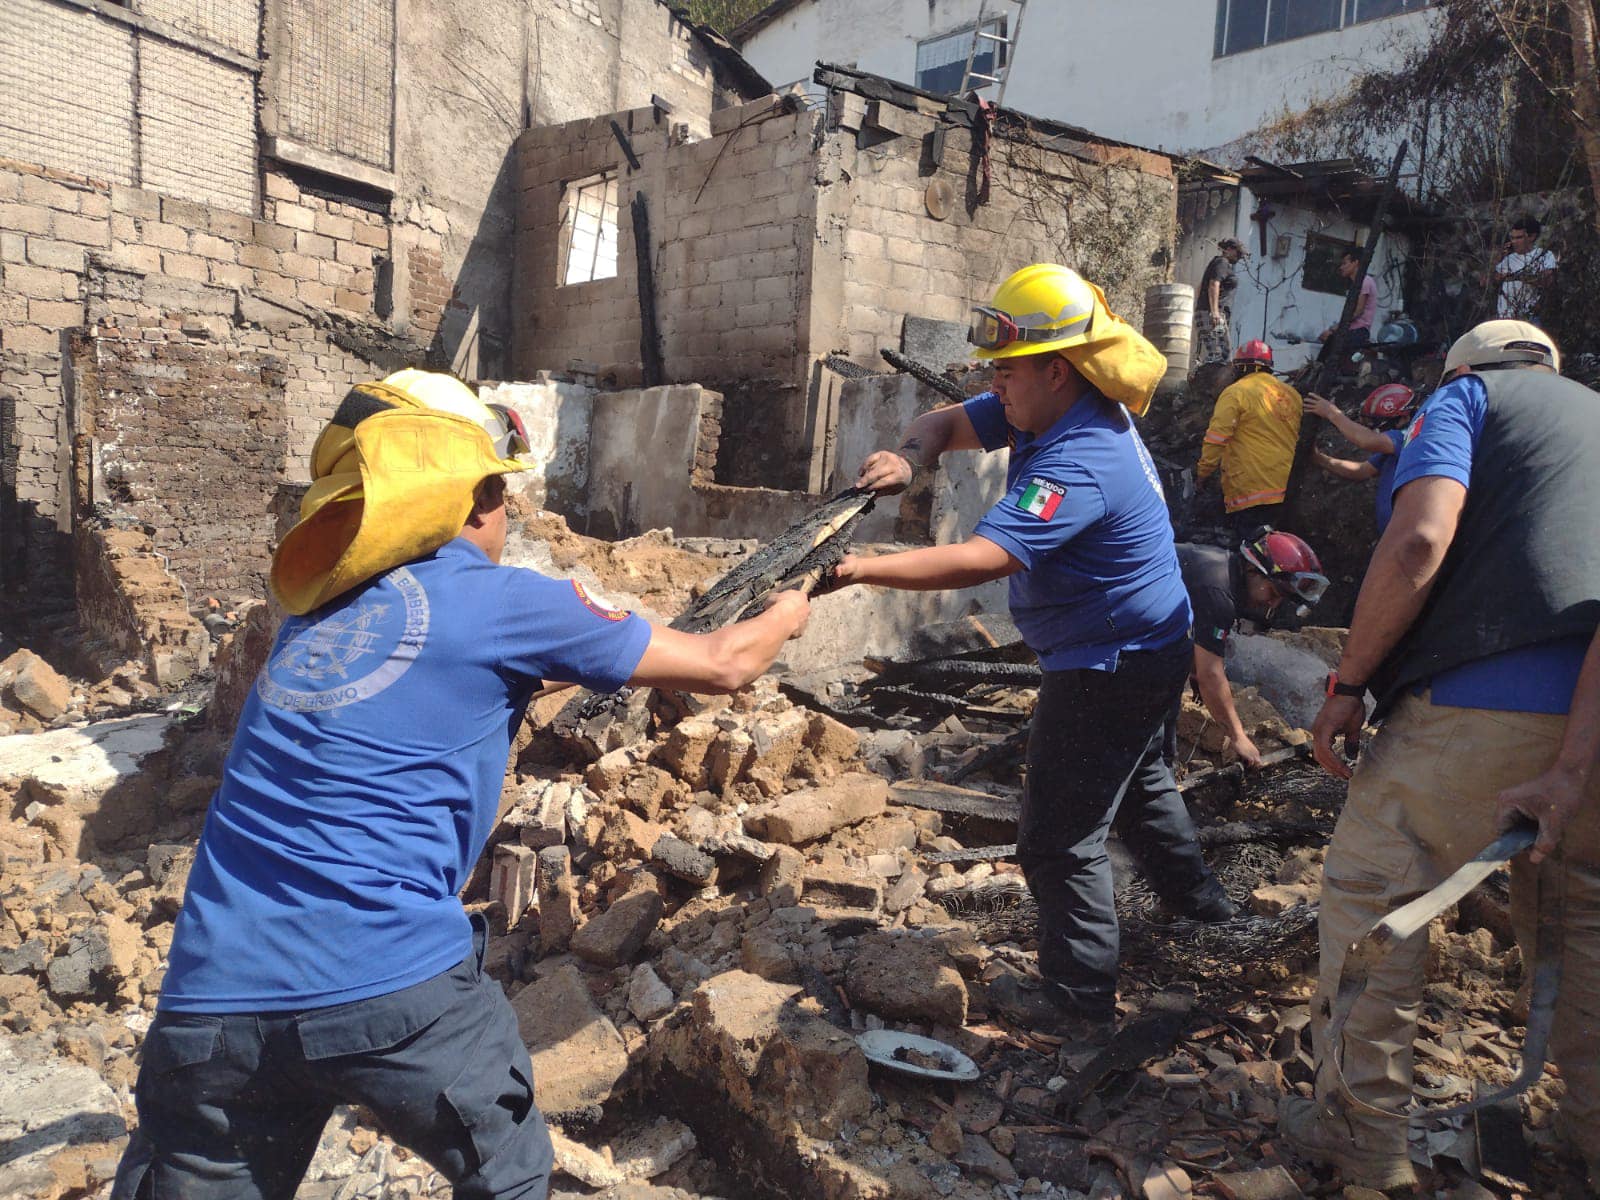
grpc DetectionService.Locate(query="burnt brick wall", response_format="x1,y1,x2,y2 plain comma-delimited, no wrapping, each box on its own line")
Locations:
73,323,287,598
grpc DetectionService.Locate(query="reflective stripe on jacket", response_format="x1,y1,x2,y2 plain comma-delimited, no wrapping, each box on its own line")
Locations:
1196,372,1303,511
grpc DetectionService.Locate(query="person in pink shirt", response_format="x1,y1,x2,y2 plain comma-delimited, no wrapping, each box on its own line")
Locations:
1317,250,1378,359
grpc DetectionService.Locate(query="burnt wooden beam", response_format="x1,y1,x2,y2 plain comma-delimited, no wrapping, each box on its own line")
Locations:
631,192,665,388
610,120,641,171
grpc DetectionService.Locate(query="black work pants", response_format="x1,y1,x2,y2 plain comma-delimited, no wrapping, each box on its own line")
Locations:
112,916,551,1200
1227,502,1286,541
1019,640,1219,1013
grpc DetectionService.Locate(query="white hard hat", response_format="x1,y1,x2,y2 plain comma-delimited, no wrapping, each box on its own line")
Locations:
1443,320,1560,375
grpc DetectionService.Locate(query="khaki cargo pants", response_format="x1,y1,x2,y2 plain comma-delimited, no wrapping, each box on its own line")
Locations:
1310,693,1600,1152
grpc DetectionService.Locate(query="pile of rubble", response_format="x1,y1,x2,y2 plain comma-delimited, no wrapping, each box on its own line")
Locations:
0,516,1581,1200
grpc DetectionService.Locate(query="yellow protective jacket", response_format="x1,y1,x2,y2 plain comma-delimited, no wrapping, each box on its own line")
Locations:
1196,372,1303,512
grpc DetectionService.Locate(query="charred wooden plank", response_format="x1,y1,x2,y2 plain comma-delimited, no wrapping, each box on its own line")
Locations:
880,346,969,402
890,780,1020,822
951,728,1028,783
909,612,1024,660
924,843,1017,866
862,658,1042,692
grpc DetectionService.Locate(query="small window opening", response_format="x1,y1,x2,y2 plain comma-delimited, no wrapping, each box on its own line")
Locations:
559,173,619,286
1303,233,1359,295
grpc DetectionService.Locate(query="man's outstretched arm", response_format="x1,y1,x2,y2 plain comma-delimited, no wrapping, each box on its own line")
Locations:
832,536,1021,592
857,402,984,495
629,591,810,693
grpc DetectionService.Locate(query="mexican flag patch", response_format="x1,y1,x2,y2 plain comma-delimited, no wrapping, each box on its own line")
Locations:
1017,478,1065,520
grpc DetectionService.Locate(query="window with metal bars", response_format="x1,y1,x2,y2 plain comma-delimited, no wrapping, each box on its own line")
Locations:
558,173,620,287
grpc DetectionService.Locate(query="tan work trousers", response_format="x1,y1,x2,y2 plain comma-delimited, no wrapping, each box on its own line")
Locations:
1310,693,1600,1149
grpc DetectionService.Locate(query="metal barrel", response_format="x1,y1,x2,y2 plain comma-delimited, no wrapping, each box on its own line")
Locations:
1144,283,1194,392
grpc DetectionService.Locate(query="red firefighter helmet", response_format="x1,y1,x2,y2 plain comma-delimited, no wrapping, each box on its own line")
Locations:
1234,339,1273,367
1360,382,1416,426
1240,528,1328,607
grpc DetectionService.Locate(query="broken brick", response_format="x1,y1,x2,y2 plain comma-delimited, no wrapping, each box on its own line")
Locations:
512,963,629,1116
8,651,71,721
1212,1166,1305,1200
800,858,883,910
844,931,967,1026
572,888,664,967
650,833,716,886
743,773,888,845
535,846,579,954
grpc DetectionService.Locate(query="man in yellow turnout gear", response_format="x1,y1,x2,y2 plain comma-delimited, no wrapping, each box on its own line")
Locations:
1196,339,1302,536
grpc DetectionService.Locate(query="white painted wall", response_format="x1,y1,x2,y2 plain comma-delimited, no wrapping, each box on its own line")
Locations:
1179,186,1409,374
739,0,1437,154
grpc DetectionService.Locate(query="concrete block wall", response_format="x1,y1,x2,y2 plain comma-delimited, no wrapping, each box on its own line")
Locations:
513,109,651,385
513,99,819,395
816,101,1178,370
823,372,1007,547
513,97,822,490
527,0,722,136
573,376,1008,550
583,383,821,543
794,98,1176,492
513,89,1178,500
653,102,817,393
480,378,596,517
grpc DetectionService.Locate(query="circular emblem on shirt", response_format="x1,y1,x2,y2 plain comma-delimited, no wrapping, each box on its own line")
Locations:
572,579,630,622
258,568,431,712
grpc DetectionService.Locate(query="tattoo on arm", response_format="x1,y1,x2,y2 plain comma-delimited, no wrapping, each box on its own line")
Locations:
898,436,926,470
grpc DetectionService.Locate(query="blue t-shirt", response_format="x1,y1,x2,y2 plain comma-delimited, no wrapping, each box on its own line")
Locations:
1367,428,1407,532
161,538,652,1011
965,391,1191,670
1391,375,1586,714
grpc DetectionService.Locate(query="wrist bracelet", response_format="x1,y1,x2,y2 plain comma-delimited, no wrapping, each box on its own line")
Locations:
1326,671,1367,698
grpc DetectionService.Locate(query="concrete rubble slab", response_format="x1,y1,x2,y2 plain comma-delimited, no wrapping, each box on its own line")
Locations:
572,888,666,967
0,715,174,811
844,931,968,1027
0,1034,126,1199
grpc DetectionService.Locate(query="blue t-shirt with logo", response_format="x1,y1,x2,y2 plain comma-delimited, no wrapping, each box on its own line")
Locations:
1391,375,1586,714
160,538,652,1011
1367,428,1407,532
965,391,1191,670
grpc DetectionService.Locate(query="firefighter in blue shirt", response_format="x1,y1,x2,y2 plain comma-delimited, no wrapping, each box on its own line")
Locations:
112,371,811,1200
835,265,1235,1038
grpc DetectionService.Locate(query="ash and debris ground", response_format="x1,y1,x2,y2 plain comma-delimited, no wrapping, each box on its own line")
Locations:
0,513,1590,1200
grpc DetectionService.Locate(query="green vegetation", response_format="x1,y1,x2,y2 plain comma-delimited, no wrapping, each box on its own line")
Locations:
684,0,772,33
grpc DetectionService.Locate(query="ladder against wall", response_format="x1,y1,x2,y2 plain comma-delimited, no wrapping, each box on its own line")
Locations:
958,0,1028,105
